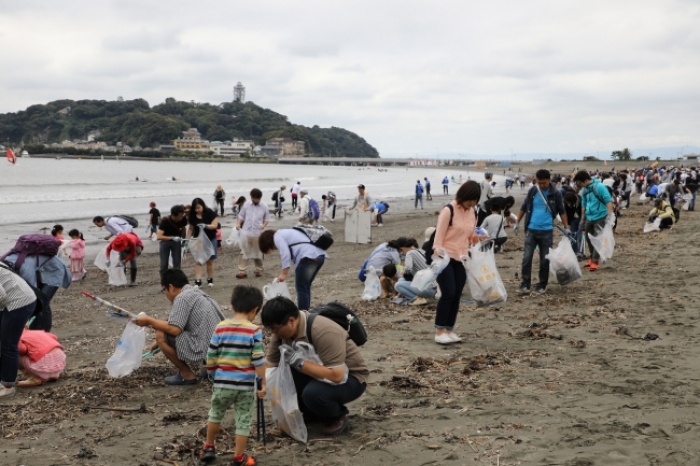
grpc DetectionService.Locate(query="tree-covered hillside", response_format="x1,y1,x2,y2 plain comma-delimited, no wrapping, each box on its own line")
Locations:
0,98,379,158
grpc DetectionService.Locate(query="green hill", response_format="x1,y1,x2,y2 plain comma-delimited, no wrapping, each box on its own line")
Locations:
0,98,379,158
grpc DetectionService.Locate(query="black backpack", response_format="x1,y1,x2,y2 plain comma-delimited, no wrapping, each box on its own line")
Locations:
291,225,334,250
423,204,454,265
306,302,367,347
272,191,279,201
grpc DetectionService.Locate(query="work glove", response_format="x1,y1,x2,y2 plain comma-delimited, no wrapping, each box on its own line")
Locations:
514,223,520,236
279,344,306,370
171,236,181,242
563,227,572,237
606,213,616,225
105,259,111,268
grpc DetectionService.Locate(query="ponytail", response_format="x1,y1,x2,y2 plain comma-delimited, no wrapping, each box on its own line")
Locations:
51,224,64,237
68,228,83,240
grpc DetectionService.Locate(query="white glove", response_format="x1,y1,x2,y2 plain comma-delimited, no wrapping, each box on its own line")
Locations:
514,223,520,236
171,236,181,242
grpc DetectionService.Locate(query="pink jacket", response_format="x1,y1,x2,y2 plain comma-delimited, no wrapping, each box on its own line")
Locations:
19,330,64,363
70,238,85,260
433,200,478,261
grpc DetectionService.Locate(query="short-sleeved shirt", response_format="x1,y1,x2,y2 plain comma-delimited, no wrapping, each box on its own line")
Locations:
481,213,506,239
529,189,553,231
168,285,224,364
158,215,188,238
266,311,369,384
237,201,269,233
189,208,218,241
149,208,161,226
207,318,265,390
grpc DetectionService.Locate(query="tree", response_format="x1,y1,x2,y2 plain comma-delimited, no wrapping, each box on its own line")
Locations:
610,148,632,161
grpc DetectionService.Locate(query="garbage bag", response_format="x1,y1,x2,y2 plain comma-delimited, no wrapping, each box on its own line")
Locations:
265,347,307,443
293,342,348,385
462,243,507,308
682,201,690,211
411,248,449,292
225,228,241,247
106,319,146,378
545,237,582,285
189,225,215,265
361,266,381,301
589,222,615,262
643,217,661,233
94,245,110,271
263,279,293,301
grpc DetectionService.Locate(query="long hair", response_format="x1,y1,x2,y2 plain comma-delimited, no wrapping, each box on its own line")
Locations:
68,229,84,240
188,197,209,225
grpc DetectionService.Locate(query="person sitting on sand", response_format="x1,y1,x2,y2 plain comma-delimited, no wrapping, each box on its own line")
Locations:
648,198,676,230
134,269,224,385
262,296,369,436
359,237,413,281
394,234,437,306
480,201,508,253
17,328,66,387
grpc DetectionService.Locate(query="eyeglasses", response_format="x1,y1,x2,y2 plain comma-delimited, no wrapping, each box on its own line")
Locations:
161,286,168,294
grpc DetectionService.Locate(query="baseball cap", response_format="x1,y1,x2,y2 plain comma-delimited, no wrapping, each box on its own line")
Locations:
149,201,156,207
357,184,365,189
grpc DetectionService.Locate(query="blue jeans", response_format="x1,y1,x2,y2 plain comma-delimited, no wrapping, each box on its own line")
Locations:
291,369,366,424
691,190,697,211
1,302,36,386
395,278,437,301
520,229,553,289
159,240,182,279
415,194,423,208
435,259,466,330
295,256,325,311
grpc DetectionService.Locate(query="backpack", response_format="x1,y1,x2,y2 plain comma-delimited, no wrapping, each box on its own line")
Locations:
0,261,51,328
291,225,334,250
306,302,367,347
307,199,320,220
0,234,61,270
113,215,139,228
271,191,278,201
424,205,454,265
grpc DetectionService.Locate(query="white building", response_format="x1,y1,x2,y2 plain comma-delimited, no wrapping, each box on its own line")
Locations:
210,139,254,157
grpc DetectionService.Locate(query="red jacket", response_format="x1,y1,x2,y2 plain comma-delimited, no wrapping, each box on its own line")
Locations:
106,232,143,263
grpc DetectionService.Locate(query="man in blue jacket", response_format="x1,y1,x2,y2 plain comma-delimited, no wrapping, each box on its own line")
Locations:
514,169,569,294
573,171,613,272
414,180,424,209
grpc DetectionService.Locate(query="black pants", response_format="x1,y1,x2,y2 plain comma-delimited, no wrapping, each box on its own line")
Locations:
215,199,224,216
443,185,448,194
435,259,467,330
292,195,298,209
660,217,673,229
291,369,366,424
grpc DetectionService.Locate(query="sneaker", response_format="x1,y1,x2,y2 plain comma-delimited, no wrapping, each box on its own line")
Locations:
583,260,593,269
534,286,546,294
194,279,202,288
254,271,263,278
434,333,453,345
128,281,137,287
410,297,428,306
371,223,378,227
236,272,247,279
377,223,383,227
201,444,216,462
231,454,257,466
519,286,531,294
0,384,16,397
447,332,462,342
589,262,599,272
321,415,348,435
207,278,214,288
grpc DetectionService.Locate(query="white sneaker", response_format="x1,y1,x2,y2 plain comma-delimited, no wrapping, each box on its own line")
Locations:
434,334,453,345
410,297,428,306
0,385,16,397
447,332,462,342
377,223,383,227
371,223,378,226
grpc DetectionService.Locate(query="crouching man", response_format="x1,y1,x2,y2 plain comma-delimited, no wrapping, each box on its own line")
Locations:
261,297,368,435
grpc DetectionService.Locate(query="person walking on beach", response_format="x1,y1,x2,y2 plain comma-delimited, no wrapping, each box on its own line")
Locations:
415,180,424,209
348,184,371,211
573,170,613,272
148,202,161,240
236,189,269,279
187,198,219,288
213,186,226,216
477,172,494,226
424,177,432,200
272,185,286,218
68,229,86,281
157,205,188,279
290,182,301,210
442,176,449,195
519,174,526,190
513,169,569,293
201,285,266,465
324,191,337,221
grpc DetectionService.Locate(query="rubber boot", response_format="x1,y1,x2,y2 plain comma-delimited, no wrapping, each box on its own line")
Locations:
129,267,137,287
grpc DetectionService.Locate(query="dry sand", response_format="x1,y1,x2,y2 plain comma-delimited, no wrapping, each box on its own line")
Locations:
1,174,697,466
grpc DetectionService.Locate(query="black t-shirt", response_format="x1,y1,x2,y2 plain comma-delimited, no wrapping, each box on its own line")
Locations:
149,208,161,226
158,215,188,237
189,208,218,240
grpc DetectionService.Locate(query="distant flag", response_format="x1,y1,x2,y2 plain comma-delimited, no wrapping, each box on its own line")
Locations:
6,148,16,165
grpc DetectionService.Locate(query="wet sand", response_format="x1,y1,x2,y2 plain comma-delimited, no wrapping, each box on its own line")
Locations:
1,174,698,466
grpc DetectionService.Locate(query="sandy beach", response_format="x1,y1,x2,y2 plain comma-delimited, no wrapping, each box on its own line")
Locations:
2,164,697,466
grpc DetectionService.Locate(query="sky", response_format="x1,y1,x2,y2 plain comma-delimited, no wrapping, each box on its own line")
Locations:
1,0,700,159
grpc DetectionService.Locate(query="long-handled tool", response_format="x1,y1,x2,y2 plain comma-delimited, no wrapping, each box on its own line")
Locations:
81,290,136,319
256,376,266,446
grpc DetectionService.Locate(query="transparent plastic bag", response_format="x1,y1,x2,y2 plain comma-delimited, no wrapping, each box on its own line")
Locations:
462,243,507,308
225,228,241,247
107,250,127,286
643,218,661,233
682,201,690,211
545,237,582,285
106,318,146,378
293,342,348,385
589,223,615,262
639,193,647,202
189,225,215,265
263,279,293,301
361,266,381,301
412,248,449,292
94,245,109,271
265,347,307,443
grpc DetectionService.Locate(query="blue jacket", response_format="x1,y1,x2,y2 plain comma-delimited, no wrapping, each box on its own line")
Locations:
416,183,423,195
581,179,613,222
520,186,566,232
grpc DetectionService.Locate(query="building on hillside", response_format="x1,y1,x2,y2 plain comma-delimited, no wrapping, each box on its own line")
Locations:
159,145,177,152
266,137,305,156
210,139,254,157
172,128,212,152
260,145,282,157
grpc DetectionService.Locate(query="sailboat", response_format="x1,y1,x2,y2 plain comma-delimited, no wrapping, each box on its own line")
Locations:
6,148,16,165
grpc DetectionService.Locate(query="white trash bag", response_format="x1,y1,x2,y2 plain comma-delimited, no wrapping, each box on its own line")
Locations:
361,266,381,301
643,217,661,233
462,243,507,308
589,222,615,263
411,248,450,292
189,225,215,265
106,318,146,378
94,245,110,271
96,248,127,286
265,347,307,443
639,193,647,202
682,201,690,211
225,228,241,247
263,279,293,301
545,237,582,285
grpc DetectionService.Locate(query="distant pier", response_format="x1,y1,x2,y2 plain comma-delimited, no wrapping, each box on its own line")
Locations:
277,157,410,167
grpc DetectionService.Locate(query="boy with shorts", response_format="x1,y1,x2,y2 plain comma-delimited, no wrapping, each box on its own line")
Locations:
201,286,266,465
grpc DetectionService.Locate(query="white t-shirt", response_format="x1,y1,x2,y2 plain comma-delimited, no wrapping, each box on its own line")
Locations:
291,184,301,195
602,179,615,188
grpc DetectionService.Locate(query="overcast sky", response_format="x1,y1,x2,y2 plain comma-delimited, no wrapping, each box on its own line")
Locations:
1,0,699,158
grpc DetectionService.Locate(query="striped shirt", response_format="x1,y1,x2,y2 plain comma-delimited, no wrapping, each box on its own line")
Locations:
168,285,224,364
0,267,37,311
207,319,265,390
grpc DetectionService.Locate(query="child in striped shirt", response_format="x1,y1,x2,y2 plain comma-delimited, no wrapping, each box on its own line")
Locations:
202,285,266,466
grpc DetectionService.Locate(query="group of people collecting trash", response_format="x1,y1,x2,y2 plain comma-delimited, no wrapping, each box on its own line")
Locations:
0,164,691,465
